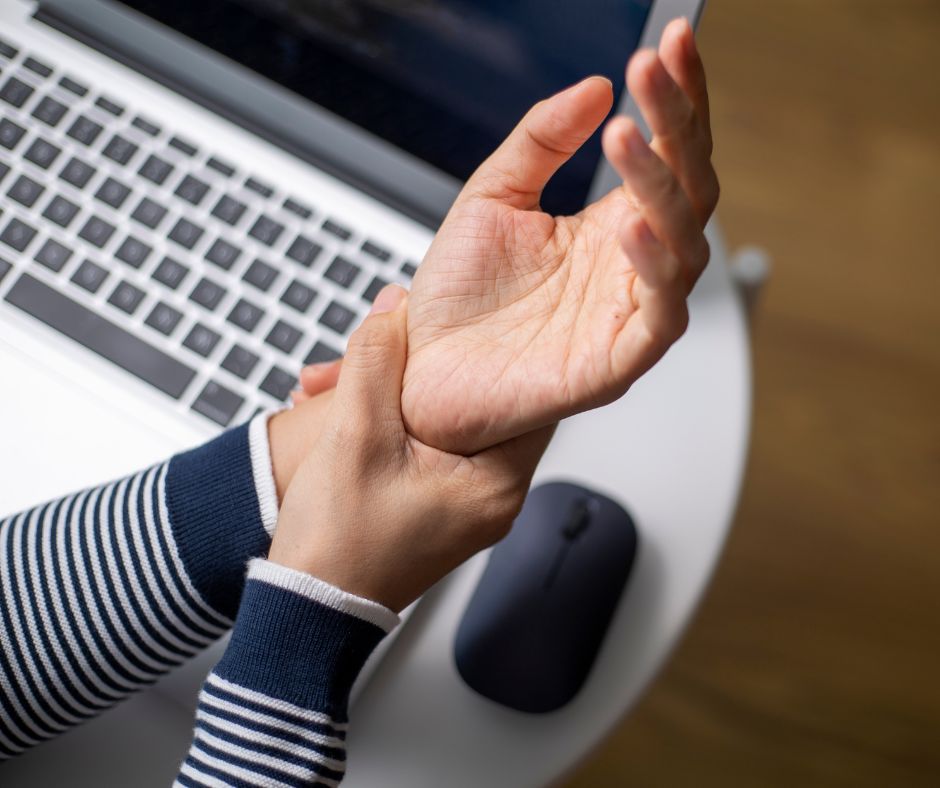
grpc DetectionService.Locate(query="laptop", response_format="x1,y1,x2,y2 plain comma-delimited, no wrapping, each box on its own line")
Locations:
0,0,703,778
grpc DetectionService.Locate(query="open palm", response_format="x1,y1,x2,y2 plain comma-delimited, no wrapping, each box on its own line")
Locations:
401,20,719,453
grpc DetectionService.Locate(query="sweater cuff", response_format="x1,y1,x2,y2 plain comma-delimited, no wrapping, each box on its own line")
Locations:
164,415,278,620
212,559,399,721
248,408,280,537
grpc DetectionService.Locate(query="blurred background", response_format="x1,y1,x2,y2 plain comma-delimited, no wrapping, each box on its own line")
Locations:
567,1,940,785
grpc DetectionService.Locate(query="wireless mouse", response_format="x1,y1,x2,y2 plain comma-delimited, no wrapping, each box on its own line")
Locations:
454,481,638,713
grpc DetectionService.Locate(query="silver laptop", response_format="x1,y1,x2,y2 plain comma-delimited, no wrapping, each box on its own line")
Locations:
0,0,702,747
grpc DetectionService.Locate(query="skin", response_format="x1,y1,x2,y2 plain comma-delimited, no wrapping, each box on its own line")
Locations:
268,286,554,611
267,20,718,602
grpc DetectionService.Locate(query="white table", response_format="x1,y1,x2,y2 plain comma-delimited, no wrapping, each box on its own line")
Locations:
2,223,750,787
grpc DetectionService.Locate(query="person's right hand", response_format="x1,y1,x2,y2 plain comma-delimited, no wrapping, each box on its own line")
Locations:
268,285,554,612
296,19,718,455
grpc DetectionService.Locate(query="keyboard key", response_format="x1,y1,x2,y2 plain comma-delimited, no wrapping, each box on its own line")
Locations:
78,216,116,249
8,174,45,208
144,301,183,336
283,198,312,220
108,280,145,315
245,177,273,198
227,298,265,333
115,236,152,269
94,96,124,116
5,273,196,399
102,134,138,166
204,238,241,270
58,76,88,97
0,256,11,284
66,115,103,146
189,276,226,311
361,240,392,262
322,219,352,241
221,344,259,380
259,366,297,402
207,157,235,177
304,340,341,365
175,174,210,206
32,96,68,127
0,38,19,60
248,215,284,246
191,380,243,427
168,218,204,250
183,323,221,357
24,137,62,169
319,301,357,335
23,56,53,78
42,194,80,228
0,161,8,184
0,118,26,150
34,238,73,272
211,195,247,225
131,115,160,136
59,156,95,189
324,256,361,289
362,275,390,304
401,261,418,278
1,217,37,252
286,235,321,267
138,154,174,185
94,176,132,209
242,259,279,292
265,319,303,354
168,135,197,156
70,259,108,293
152,256,189,290
0,76,34,108
131,196,167,229
280,279,316,313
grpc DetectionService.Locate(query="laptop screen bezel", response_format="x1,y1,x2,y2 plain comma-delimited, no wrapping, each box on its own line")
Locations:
37,0,704,227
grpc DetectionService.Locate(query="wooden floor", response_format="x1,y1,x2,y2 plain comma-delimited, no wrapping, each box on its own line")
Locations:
566,1,940,785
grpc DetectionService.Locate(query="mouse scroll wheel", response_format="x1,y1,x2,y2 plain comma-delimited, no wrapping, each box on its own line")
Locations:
561,499,592,540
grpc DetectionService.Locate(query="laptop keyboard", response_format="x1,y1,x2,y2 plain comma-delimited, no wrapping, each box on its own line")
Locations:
0,35,419,428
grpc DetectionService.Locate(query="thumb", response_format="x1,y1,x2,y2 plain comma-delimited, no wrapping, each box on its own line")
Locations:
333,284,409,428
464,75,613,211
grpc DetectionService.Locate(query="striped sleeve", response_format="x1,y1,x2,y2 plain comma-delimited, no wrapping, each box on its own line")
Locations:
0,412,277,760
177,559,399,788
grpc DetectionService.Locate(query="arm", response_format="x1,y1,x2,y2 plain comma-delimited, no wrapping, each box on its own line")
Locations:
176,285,552,786
0,416,274,758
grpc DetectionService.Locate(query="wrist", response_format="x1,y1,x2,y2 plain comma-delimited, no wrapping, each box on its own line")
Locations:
267,388,335,501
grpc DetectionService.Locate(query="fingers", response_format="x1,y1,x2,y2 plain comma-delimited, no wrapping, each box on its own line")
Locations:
627,22,719,224
464,76,614,210
602,115,709,286
294,358,343,404
659,18,711,147
333,284,409,430
619,213,690,345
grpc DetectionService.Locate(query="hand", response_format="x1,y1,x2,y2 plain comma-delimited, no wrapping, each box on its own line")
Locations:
268,286,555,612
397,18,717,453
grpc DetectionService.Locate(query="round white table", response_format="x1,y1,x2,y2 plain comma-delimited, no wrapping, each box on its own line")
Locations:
2,223,750,787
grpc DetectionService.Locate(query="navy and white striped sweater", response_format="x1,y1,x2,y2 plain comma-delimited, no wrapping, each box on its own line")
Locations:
0,413,399,785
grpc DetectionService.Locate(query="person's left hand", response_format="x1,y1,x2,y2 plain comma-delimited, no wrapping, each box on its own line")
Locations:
295,19,718,455
269,285,555,612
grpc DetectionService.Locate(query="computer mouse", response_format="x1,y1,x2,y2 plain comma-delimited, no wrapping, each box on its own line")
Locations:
454,481,638,713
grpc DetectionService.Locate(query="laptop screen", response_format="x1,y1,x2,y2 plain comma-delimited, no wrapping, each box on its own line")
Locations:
114,0,653,216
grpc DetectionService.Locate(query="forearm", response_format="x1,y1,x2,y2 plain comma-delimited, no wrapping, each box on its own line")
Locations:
175,559,398,787
0,413,277,759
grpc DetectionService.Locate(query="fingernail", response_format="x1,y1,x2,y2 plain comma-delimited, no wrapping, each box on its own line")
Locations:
682,19,698,56
369,284,407,315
